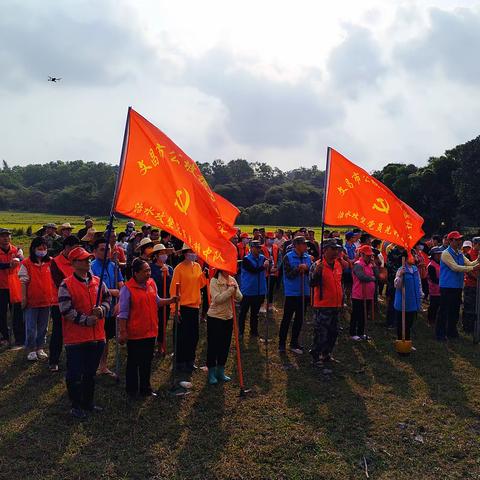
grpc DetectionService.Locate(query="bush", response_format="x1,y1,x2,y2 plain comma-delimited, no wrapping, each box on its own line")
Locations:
26,226,32,236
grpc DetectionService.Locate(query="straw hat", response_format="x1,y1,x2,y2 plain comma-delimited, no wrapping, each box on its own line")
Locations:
180,243,192,252
81,228,97,242
149,243,174,256
135,237,154,252
59,222,73,231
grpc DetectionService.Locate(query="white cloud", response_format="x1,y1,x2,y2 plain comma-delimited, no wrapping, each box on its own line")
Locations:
1,0,480,174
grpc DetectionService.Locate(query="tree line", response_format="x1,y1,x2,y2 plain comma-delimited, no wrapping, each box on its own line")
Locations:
1,134,479,233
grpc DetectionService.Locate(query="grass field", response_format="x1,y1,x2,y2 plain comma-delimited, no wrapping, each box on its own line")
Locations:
2,302,480,479
1,211,480,479
0,211,327,250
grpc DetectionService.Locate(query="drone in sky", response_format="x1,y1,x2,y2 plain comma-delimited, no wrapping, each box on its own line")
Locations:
47,76,62,82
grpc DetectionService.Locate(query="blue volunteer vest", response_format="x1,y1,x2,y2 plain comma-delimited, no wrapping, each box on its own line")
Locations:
394,265,422,312
283,250,312,297
240,253,267,296
439,246,465,289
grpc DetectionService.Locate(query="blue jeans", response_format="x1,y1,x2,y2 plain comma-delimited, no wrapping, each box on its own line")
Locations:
24,307,50,349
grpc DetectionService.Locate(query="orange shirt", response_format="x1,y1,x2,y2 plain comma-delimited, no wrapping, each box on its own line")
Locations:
170,261,207,308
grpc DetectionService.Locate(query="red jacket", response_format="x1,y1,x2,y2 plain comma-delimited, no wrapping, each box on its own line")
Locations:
22,258,57,307
62,274,106,345
312,259,344,308
125,277,159,340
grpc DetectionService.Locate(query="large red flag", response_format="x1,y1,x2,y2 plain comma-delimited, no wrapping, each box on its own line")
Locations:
113,108,239,273
323,148,424,250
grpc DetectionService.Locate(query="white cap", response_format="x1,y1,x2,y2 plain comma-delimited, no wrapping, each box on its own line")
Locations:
462,240,473,249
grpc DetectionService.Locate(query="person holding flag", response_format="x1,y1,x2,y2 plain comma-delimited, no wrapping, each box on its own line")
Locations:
279,236,311,354
206,269,242,385
309,239,346,370
393,253,422,348
58,247,111,419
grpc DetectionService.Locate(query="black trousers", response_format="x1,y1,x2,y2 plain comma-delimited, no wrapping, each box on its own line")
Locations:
0,288,24,344
350,299,373,337
65,341,105,409
385,285,395,327
267,276,278,304
427,295,441,326
238,295,264,336
177,306,199,365
279,296,309,348
126,337,156,394
49,305,63,365
436,288,462,339
157,306,170,345
395,310,416,341
206,316,233,368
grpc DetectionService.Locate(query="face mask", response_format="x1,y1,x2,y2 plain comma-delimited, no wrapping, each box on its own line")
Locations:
35,250,47,258
158,254,168,263
186,253,197,262
242,239,249,245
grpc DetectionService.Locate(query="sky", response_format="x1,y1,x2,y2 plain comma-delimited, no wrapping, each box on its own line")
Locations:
1,0,479,172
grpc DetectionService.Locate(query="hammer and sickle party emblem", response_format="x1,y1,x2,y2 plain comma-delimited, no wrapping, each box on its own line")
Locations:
174,188,190,215
372,198,390,214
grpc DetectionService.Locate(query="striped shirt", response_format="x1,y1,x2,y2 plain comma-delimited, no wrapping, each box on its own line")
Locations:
58,272,111,326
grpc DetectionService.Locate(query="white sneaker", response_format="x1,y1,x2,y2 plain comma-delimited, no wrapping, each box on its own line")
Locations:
289,347,304,355
27,351,38,361
259,306,267,314
36,349,48,360
350,336,361,341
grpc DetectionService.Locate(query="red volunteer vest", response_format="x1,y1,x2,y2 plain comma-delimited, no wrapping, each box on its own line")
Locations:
261,244,280,276
22,258,57,307
465,250,479,288
53,253,74,277
62,274,106,345
312,259,344,308
237,243,249,260
125,277,159,340
0,245,21,302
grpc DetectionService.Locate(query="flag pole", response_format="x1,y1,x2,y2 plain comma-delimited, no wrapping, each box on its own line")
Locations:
95,107,131,307
318,147,332,300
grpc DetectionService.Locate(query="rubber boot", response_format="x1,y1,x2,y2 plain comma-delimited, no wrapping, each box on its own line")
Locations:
215,366,231,382
208,367,218,385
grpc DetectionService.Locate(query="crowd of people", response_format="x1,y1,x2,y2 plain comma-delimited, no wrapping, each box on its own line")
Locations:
0,218,479,419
